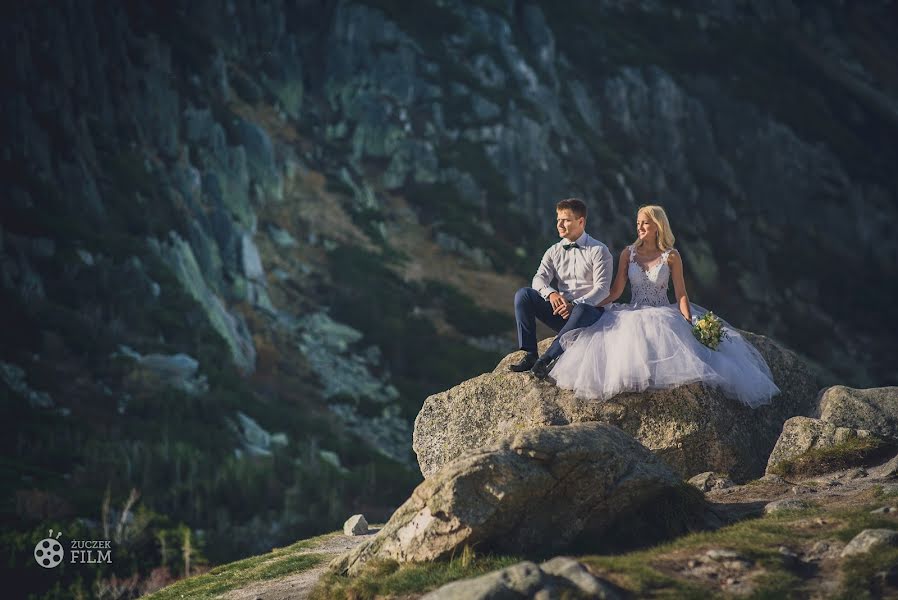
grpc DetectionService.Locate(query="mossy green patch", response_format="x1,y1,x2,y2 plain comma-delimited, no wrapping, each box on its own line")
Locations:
148,554,324,599
768,436,896,479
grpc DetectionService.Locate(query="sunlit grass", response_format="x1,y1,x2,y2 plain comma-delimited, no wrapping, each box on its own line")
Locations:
145,533,337,600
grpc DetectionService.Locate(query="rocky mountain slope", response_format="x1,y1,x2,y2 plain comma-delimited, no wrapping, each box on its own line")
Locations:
2,0,897,596
152,370,898,599
320,355,898,598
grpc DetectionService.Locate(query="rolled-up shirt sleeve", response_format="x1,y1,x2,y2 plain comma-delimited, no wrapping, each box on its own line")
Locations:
532,247,557,299
574,244,613,306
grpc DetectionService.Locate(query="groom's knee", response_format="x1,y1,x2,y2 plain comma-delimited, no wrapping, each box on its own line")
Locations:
514,287,535,309
569,303,589,321
568,303,600,327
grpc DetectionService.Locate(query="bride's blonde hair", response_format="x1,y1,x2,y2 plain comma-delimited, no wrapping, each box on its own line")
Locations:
633,205,676,251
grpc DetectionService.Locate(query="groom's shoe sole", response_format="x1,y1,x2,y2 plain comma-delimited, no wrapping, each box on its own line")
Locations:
509,353,538,372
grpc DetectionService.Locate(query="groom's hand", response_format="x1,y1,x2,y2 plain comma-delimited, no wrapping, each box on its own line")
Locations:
550,293,572,319
558,299,572,319
549,292,565,312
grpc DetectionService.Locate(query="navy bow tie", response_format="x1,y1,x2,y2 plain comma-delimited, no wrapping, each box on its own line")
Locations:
563,242,579,250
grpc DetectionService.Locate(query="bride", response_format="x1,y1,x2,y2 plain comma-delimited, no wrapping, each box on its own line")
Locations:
546,205,780,408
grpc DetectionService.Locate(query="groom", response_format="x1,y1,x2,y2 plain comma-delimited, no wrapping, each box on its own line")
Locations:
510,198,613,378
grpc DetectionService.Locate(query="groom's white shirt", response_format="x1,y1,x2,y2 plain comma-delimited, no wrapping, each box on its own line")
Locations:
532,232,613,306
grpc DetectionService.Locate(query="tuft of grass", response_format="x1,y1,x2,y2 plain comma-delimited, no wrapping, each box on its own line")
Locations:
768,437,895,479
310,546,520,600
878,484,898,498
837,546,898,600
145,535,334,600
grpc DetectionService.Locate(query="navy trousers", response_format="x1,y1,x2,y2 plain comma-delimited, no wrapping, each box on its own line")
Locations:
514,287,604,361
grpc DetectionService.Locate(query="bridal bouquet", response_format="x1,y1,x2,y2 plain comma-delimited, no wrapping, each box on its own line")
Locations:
692,312,728,350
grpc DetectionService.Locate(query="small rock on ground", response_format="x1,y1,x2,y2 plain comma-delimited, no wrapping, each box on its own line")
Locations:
343,514,368,536
688,472,735,492
764,498,812,514
841,528,898,557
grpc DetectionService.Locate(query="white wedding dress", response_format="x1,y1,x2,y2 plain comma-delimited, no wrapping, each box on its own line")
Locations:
550,245,780,408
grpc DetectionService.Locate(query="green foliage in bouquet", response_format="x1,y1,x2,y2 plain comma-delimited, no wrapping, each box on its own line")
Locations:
692,312,728,350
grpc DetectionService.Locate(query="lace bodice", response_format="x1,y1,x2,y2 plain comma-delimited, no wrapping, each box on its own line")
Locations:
627,245,672,307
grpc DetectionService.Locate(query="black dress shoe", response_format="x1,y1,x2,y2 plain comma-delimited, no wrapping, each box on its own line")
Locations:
509,352,538,372
531,356,553,380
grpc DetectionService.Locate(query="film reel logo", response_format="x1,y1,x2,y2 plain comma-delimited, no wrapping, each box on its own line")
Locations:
34,529,64,568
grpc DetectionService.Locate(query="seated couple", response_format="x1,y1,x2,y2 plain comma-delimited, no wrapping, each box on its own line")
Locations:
511,198,779,408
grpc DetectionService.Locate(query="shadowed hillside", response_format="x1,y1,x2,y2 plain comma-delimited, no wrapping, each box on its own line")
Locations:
2,0,896,597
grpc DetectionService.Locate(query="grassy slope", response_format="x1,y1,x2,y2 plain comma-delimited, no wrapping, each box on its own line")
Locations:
143,533,336,600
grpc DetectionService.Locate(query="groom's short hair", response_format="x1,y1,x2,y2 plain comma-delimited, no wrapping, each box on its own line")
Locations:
556,198,587,219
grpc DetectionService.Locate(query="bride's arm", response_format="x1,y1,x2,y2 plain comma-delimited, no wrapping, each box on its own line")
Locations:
598,248,630,306
668,250,692,321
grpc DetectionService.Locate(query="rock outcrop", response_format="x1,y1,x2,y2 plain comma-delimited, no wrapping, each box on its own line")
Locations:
766,386,898,476
415,333,824,481
818,386,898,441
333,423,711,576
766,416,878,474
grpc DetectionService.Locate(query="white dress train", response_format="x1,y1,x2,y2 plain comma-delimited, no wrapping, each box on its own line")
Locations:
549,246,780,408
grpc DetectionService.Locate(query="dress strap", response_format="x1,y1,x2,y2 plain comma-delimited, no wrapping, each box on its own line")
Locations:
628,245,636,263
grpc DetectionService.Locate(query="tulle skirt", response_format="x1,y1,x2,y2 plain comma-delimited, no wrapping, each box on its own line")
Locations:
550,303,780,408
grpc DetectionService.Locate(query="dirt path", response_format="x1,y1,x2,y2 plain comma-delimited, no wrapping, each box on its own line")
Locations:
221,529,378,600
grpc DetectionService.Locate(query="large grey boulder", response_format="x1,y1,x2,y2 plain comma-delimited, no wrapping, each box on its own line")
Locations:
765,416,876,474
818,386,898,441
764,386,898,476
332,423,710,576
414,333,824,481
